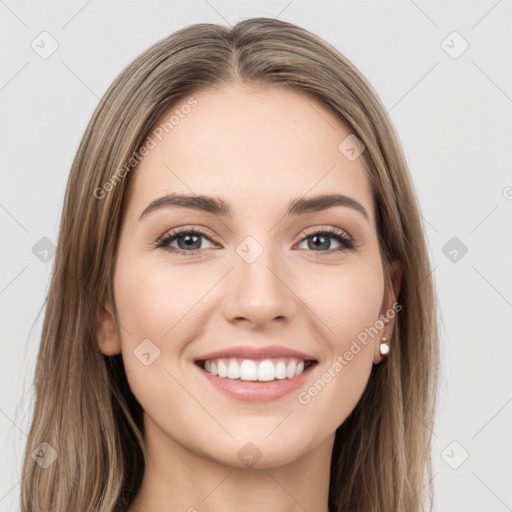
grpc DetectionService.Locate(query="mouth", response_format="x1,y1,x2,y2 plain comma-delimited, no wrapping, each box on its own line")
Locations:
194,357,318,382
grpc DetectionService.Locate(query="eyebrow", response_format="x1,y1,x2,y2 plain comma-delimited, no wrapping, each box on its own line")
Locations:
138,192,370,222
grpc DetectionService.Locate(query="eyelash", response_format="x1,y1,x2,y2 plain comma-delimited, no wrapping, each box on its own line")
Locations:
154,225,355,256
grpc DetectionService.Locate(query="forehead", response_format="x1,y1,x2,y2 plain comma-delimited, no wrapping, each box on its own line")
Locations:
126,83,374,222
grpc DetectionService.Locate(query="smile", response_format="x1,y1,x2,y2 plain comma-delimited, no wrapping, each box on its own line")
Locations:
194,357,318,401
198,357,315,381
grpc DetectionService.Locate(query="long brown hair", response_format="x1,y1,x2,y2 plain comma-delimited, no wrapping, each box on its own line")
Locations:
20,17,439,511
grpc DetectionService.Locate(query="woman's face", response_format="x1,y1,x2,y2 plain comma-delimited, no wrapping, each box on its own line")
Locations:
98,83,399,469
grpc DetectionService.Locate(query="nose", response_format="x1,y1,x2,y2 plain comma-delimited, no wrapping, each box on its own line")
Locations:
221,245,297,329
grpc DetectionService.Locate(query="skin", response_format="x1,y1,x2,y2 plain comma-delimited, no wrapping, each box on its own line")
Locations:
97,82,401,512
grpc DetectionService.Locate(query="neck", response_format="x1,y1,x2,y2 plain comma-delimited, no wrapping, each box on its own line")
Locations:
127,413,334,512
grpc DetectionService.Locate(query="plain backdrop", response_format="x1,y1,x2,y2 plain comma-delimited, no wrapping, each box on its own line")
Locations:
1,1,511,511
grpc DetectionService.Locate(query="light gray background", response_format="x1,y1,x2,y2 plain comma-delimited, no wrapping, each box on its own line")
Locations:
1,1,511,510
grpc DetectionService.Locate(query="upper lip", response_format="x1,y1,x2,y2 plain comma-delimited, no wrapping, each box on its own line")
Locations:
194,344,317,362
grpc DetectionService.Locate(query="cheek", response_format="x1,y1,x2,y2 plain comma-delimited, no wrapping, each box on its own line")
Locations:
294,263,384,432
113,255,210,345
302,259,384,347
112,255,205,412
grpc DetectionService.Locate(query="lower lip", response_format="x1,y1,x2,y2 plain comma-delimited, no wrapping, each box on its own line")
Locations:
194,362,317,402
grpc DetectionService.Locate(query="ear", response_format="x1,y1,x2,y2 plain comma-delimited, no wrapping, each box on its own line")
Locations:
96,296,122,356
374,259,402,364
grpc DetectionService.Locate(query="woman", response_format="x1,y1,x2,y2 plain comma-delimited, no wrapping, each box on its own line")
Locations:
21,17,439,512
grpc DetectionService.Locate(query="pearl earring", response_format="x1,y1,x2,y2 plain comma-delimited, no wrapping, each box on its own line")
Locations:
379,336,389,356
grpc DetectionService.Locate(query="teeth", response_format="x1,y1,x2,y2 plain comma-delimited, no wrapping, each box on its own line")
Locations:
201,357,311,381
240,359,258,380
227,360,240,379
258,360,275,381
218,360,227,378
286,359,296,378
275,361,287,380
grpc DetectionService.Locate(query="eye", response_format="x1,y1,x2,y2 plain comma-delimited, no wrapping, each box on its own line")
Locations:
154,226,217,255
296,226,355,253
154,225,355,256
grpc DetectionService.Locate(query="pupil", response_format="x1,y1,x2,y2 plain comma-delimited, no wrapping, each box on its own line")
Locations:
309,234,329,250
179,234,201,250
